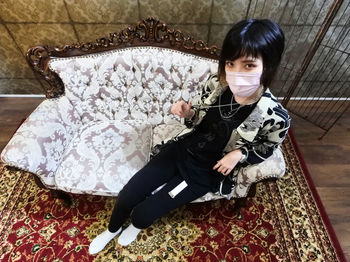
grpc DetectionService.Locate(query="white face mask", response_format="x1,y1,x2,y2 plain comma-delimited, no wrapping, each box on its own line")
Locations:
226,71,262,97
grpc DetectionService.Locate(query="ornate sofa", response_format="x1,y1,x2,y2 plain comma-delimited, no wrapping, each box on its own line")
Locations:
1,17,286,204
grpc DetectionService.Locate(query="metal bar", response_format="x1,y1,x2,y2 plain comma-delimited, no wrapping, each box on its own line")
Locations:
277,0,291,24
320,101,348,130
289,109,328,131
252,0,258,17
317,81,349,128
293,3,349,92
277,0,308,93
297,11,350,118
322,43,350,55
287,0,329,111
275,0,286,24
275,0,312,99
285,3,338,112
260,0,267,17
293,45,333,109
285,1,346,113
282,0,344,106
309,55,349,123
319,100,350,139
300,50,347,118
245,0,252,19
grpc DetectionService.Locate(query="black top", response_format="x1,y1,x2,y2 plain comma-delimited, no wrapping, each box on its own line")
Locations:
176,88,258,192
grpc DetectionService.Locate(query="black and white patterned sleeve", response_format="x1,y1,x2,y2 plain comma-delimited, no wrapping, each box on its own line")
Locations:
240,104,291,165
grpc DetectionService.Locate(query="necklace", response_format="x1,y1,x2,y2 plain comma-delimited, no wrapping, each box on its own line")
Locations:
219,93,244,119
192,93,247,119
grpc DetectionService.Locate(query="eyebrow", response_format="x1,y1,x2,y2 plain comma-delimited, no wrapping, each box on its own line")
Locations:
225,58,258,63
242,59,257,63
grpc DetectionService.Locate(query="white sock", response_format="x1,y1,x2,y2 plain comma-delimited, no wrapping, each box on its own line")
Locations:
89,227,122,255
117,224,142,246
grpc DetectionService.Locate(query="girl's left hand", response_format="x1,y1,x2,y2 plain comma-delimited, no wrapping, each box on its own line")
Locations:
213,150,242,176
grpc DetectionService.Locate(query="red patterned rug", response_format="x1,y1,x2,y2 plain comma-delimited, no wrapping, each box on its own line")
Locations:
0,131,346,261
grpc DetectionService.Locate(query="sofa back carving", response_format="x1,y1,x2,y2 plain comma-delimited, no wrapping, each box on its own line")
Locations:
26,17,220,98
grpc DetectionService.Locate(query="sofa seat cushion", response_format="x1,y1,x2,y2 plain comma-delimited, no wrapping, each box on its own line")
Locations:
55,120,152,196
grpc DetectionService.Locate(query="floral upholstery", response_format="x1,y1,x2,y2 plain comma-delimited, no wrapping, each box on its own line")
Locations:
55,120,152,196
1,96,82,188
1,46,286,201
49,47,218,126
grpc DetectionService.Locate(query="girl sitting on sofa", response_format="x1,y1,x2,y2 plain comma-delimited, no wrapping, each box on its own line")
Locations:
89,18,291,255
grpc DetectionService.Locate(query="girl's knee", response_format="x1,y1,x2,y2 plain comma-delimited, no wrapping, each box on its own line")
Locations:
115,187,135,212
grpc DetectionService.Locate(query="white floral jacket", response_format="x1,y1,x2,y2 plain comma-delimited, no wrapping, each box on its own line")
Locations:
152,74,291,165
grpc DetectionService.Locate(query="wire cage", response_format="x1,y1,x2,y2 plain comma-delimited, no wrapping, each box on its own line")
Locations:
251,0,349,138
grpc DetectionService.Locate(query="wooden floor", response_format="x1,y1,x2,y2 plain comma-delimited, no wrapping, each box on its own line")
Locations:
0,97,349,260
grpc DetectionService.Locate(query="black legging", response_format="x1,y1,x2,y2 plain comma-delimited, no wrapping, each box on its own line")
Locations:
108,144,211,232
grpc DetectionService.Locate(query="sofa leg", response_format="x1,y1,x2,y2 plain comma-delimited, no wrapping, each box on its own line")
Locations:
50,189,73,207
233,198,247,214
31,174,73,207
233,178,279,214
32,174,47,189
233,183,257,214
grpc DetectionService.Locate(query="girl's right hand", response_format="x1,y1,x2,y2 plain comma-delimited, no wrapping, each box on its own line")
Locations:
171,100,194,119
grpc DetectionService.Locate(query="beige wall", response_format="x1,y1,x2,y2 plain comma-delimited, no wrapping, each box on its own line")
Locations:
0,0,348,95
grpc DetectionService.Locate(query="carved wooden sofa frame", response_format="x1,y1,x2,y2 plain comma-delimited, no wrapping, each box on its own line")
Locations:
25,17,220,205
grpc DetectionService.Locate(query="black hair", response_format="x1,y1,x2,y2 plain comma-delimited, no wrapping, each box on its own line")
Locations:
218,19,285,88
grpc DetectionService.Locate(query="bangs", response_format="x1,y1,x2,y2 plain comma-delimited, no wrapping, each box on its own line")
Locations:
221,40,260,62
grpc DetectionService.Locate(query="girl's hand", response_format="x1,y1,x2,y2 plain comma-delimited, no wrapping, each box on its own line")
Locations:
171,100,194,119
213,150,243,176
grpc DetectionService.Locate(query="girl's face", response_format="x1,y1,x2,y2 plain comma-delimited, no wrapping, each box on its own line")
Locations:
225,55,263,74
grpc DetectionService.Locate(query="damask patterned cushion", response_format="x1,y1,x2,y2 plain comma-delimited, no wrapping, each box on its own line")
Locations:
0,96,82,189
49,47,218,126
54,120,152,196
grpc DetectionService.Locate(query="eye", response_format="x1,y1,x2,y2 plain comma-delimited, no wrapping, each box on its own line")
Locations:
245,63,257,69
225,61,234,67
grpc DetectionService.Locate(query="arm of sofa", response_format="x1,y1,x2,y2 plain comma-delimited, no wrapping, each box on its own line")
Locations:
1,96,82,189
232,146,286,198
191,146,286,202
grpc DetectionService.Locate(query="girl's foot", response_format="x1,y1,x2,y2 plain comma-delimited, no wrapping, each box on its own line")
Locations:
89,228,122,255
117,224,141,246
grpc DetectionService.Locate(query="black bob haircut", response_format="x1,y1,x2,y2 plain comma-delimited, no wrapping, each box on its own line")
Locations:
218,19,285,88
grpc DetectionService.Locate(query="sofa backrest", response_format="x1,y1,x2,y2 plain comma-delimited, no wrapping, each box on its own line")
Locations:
49,47,218,126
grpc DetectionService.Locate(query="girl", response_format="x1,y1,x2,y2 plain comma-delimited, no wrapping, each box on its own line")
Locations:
89,18,290,255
